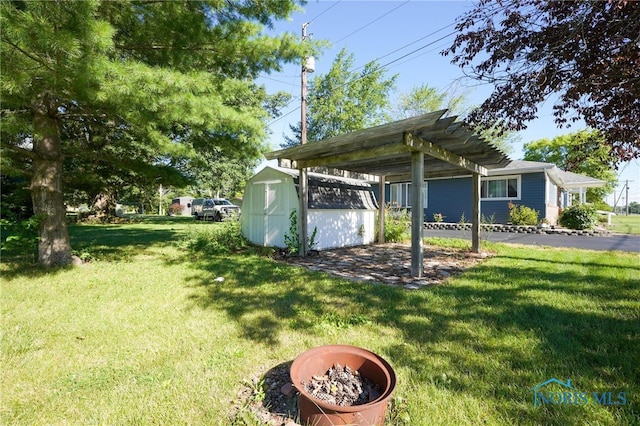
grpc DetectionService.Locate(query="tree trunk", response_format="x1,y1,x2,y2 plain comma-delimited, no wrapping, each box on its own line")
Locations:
92,190,117,218
30,100,72,267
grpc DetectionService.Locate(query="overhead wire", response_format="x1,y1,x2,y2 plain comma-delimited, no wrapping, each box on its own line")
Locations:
266,2,508,128
268,28,460,127
308,0,342,24
334,1,409,44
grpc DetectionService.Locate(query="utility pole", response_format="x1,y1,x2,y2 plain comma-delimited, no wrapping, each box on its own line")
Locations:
625,179,630,216
301,22,310,146
299,22,313,256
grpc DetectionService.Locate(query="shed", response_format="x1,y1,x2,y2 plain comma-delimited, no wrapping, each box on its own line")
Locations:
241,166,378,250
170,196,194,216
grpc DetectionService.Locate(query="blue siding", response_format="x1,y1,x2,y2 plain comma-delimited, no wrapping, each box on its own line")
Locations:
519,173,547,218
371,171,548,224
426,178,473,223
426,172,547,224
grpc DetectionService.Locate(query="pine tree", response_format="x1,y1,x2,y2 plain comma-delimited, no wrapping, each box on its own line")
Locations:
1,1,308,266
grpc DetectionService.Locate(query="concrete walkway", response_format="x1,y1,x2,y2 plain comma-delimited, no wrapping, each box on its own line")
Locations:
425,229,640,253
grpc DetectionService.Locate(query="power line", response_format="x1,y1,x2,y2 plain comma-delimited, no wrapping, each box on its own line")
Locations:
266,3,507,128
334,1,409,44
376,30,458,72
260,75,300,87
354,22,457,71
309,0,342,24
268,25,459,127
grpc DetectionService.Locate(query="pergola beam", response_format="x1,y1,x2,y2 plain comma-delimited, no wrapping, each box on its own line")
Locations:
403,132,489,177
296,144,412,169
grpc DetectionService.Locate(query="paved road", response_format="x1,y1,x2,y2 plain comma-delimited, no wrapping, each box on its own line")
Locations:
424,229,640,253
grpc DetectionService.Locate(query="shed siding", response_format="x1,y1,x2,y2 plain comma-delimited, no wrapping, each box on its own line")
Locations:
241,168,297,247
308,210,376,250
242,166,378,250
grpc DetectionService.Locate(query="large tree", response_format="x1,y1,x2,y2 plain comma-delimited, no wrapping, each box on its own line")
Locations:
392,83,517,155
393,83,467,121
523,129,617,203
1,1,308,266
443,0,640,162
282,48,396,147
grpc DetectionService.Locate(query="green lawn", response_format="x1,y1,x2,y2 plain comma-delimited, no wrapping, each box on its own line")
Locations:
609,214,640,235
2,219,639,425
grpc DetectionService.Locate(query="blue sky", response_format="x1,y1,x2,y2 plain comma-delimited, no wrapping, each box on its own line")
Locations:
257,0,639,205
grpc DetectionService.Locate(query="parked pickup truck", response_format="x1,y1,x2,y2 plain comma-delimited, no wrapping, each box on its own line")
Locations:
191,198,240,221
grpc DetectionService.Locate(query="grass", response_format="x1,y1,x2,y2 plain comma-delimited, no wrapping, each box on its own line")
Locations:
609,214,640,235
2,218,639,425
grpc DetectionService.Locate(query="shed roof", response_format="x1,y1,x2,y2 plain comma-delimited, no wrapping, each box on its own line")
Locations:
263,166,378,210
265,110,511,182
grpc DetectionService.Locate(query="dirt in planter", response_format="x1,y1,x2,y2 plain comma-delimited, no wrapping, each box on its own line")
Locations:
303,363,381,407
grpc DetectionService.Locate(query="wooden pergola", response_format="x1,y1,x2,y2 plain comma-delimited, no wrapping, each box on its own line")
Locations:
265,110,511,277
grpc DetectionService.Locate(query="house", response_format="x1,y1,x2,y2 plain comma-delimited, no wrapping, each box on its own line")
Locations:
381,160,606,225
241,166,379,250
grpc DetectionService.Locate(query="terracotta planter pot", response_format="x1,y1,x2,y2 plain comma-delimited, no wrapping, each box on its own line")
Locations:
290,344,397,426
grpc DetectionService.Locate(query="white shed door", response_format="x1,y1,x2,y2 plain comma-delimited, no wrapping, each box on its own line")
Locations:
250,181,288,247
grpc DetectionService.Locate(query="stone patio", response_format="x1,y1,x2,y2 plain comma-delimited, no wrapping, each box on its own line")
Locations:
282,243,490,290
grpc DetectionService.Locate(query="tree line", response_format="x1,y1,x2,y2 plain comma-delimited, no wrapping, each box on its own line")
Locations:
1,0,637,267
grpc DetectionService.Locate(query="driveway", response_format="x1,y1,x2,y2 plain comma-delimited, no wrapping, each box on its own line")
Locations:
424,229,640,253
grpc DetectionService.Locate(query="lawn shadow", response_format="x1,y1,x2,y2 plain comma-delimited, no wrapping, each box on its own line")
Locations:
182,244,639,425
1,223,185,280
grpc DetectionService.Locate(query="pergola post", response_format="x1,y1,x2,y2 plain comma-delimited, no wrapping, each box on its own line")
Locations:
378,175,386,243
472,172,481,253
299,168,308,257
411,151,424,277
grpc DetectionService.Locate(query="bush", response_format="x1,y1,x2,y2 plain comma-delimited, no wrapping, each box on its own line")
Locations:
384,206,410,243
178,221,248,255
167,203,182,216
559,204,598,230
508,202,539,226
283,210,317,255
0,215,42,259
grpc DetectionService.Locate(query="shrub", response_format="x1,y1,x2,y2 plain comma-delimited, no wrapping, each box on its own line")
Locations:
178,221,248,255
432,213,445,222
559,204,598,230
0,214,42,260
384,205,410,242
508,202,539,226
283,210,317,255
167,203,183,216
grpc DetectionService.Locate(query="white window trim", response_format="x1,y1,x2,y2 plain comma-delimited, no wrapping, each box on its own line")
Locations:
390,182,428,208
480,175,521,201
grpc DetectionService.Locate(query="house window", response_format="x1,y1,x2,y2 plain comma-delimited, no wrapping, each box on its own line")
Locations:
390,182,428,208
481,176,519,200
